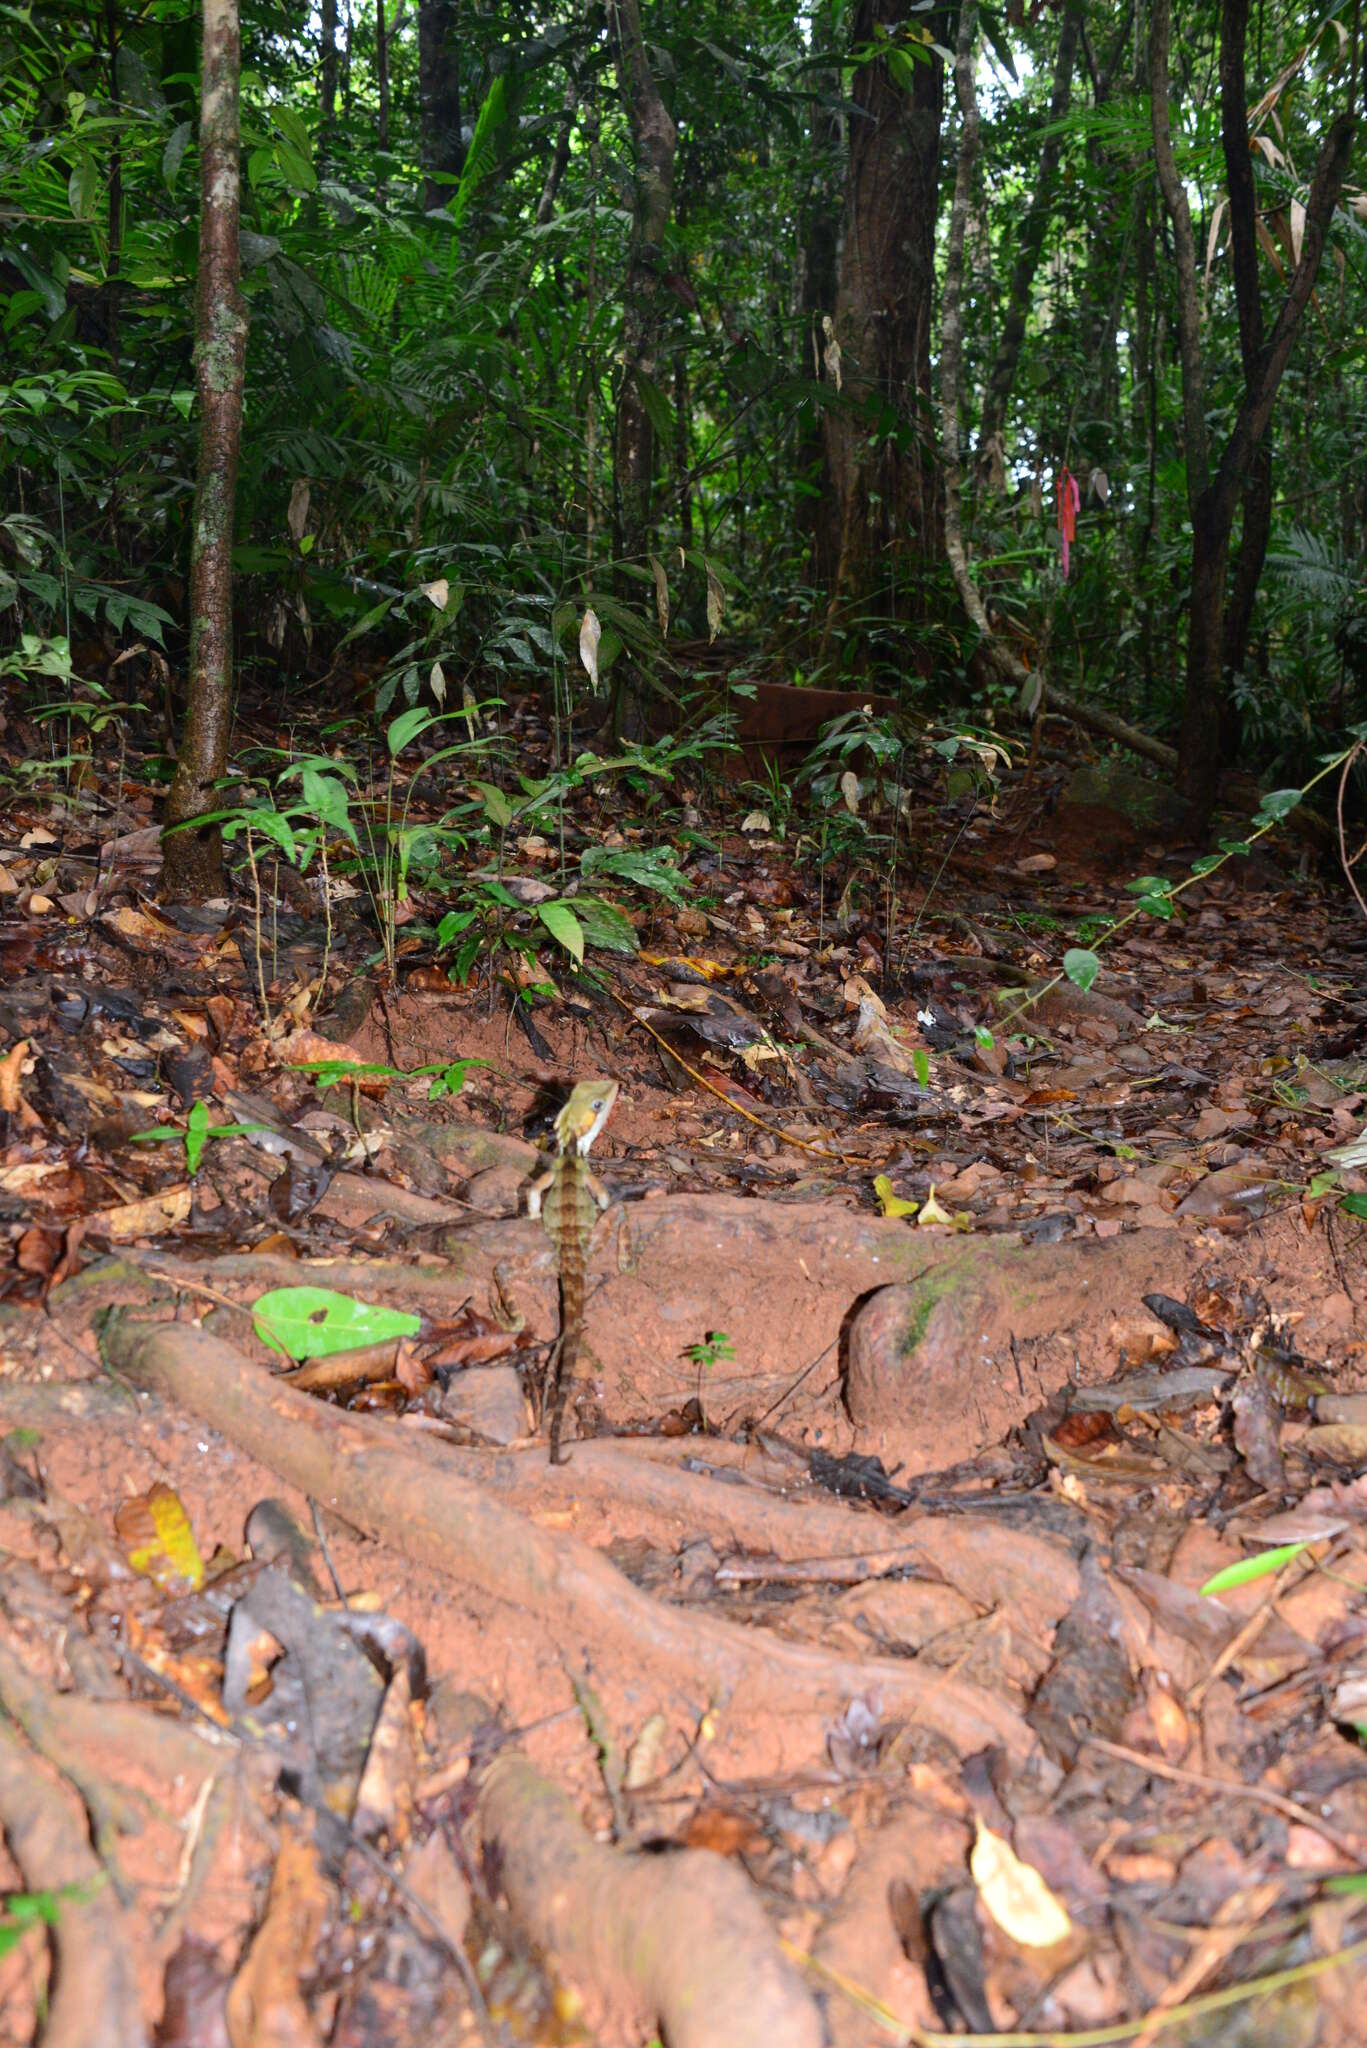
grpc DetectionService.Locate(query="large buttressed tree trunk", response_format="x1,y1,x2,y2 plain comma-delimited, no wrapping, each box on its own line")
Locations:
419,0,464,213
611,0,677,589
162,0,248,899
820,0,946,652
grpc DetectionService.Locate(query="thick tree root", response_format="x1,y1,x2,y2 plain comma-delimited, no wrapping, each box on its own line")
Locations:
477,1749,823,2047
99,1316,1037,1758
0,1722,148,2048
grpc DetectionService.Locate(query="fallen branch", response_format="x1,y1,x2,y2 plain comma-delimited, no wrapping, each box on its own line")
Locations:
477,1749,822,2048
98,1315,1037,1759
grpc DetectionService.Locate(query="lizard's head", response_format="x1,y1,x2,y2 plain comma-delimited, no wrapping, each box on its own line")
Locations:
554,1077,619,1155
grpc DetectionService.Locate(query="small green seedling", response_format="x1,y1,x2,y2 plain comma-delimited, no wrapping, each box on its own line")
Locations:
132,1098,267,1175
293,1054,490,1103
684,1332,735,1370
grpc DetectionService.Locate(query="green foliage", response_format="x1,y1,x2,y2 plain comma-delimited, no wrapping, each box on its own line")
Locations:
132,1100,268,1174
1,0,1361,806
252,1286,422,1360
684,1331,735,1369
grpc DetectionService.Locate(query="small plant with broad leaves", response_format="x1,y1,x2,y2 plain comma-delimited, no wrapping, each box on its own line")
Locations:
293,1055,490,1103
132,1099,268,1175
684,1331,735,1369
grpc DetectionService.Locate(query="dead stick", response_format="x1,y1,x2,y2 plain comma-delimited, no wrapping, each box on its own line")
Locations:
98,1315,1035,1759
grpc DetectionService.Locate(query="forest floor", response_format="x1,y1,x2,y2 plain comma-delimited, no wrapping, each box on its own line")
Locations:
0,681,1365,2046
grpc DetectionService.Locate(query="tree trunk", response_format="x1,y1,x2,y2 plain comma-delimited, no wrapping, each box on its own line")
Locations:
674,348,693,555
162,0,248,900
819,1,946,657
375,0,391,157
419,0,463,213
535,67,579,226
942,0,1176,776
610,0,677,597
1151,0,1354,827
973,1,1082,474
319,0,339,159
796,0,843,591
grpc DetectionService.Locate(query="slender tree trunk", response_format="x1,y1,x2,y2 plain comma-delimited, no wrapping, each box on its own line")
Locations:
1214,0,1268,719
610,0,677,590
819,0,946,656
375,0,390,156
796,0,842,590
1152,0,1355,825
162,0,248,899
419,0,463,213
942,0,1175,773
583,78,601,578
320,0,339,162
674,349,693,554
973,1,1082,473
535,68,579,225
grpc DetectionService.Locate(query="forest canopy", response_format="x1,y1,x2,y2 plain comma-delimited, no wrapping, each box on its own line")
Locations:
1,0,1365,859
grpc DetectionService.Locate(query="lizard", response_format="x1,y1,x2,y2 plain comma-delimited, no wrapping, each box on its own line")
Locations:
525,1077,619,1464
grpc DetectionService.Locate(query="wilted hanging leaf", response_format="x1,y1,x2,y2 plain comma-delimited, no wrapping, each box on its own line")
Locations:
1088,467,1110,504
971,1821,1072,1948
287,479,310,544
983,430,1008,493
429,659,447,706
705,564,725,644
1203,196,1227,297
839,770,860,815
579,607,601,688
419,577,450,610
1056,465,1080,579
115,1482,205,1594
648,553,670,637
820,314,842,393
1289,197,1306,264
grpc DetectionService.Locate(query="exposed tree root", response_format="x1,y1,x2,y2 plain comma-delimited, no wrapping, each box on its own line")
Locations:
477,1749,823,2048
813,1800,971,2046
98,1316,1037,1759
0,1722,148,2048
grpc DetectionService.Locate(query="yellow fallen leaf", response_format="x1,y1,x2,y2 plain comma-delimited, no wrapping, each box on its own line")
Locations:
873,1173,918,1219
917,1185,953,1226
115,1482,205,1593
971,1820,1072,1948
